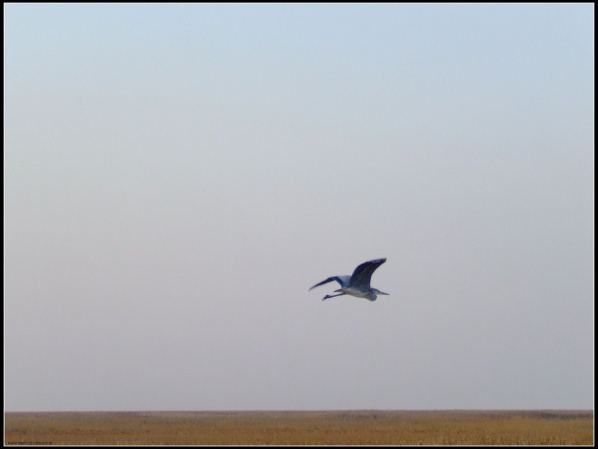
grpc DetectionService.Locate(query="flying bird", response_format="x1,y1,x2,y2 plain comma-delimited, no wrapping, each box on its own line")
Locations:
309,258,389,301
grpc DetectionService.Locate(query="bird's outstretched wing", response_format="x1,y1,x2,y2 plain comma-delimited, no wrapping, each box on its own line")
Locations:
309,275,350,291
350,258,386,287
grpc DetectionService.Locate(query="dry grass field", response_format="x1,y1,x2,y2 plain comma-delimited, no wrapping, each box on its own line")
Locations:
4,410,593,445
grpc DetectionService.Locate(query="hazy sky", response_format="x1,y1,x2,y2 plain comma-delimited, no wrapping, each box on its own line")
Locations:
5,4,594,412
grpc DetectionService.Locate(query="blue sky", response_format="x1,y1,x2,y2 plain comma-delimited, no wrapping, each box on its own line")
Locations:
5,4,594,411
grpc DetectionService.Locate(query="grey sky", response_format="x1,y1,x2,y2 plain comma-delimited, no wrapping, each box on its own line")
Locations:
5,4,594,411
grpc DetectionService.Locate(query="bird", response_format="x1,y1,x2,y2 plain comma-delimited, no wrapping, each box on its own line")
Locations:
309,258,389,301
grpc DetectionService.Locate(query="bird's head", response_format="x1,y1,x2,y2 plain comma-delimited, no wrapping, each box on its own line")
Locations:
369,289,390,301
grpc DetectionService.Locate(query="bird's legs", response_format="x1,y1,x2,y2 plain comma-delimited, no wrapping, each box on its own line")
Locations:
322,293,345,301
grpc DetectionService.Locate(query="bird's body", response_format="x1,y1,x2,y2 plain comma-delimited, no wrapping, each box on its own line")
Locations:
309,258,389,301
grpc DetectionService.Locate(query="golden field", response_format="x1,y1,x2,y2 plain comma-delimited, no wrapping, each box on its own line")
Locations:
4,410,593,445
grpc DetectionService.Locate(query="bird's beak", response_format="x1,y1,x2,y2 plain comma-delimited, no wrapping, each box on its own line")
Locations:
378,291,390,295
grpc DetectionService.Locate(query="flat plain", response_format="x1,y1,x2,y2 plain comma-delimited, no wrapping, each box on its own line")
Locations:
4,410,593,445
